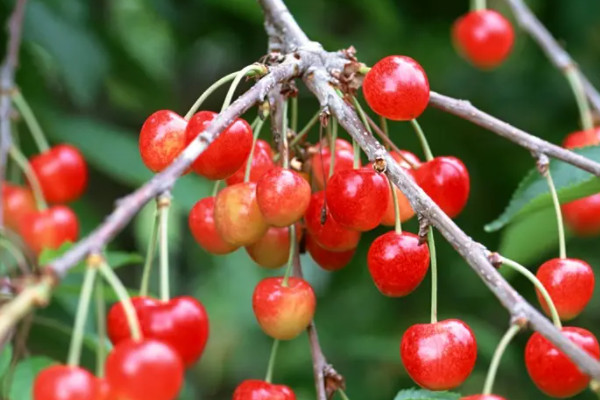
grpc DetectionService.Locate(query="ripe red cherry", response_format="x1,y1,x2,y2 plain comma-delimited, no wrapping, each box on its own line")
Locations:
20,205,79,254
33,365,99,400
536,258,594,320
246,224,302,269
252,277,316,340
256,168,311,227
306,234,355,271
107,296,209,366
233,380,296,400
562,127,600,149
461,396,506,400
414,156,470,218
188,197,238,255
367,231,429,296
214,182,269,246
452,10,515,69
185,111,253,180
310,139,357,189
226,139,275,185
2,184,36,231
401,319,477,390
325,168,389,231
30,144,88,203
362,55,430,121
139,110,187,173
525,327,600,398
304,191,360,251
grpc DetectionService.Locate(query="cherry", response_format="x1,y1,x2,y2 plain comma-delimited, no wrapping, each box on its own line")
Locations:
139,110,188,173
535,258,594,321
107,296,209,366
33,365,99,400
246,224,302,269
452,10,515,69
325,168,389,231
367,231,429,296
20,205,79,254
252,277,316,340
304,191,361,251
525,327,600,398
400,319,477,390
2,183,36,231
362,55,430,121
188,196,238,255
185,111,253,180
310,139,357,189
461,396,506,400
214,182,269,246
96,379,113,400
226,139,275,185
30,144,88,203
414,156,470,218
562,127,600,149
306,234,355,271
233,379,296,400
256,168,311,227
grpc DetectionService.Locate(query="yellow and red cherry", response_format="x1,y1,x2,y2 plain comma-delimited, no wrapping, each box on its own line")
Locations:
19,205,79,254
2,183,36,231
139,110,187,173
246,224,302,269
256,168,311,227
306,234,355,271
226,139,275,185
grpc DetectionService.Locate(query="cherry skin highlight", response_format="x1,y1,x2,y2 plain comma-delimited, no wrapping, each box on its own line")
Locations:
536,258,594,320
525,327,600,398
188,196,238,255
20,205,79,254
252,277,316,340
139,110,188,173
400,319,477,390
310,139,357,189
245,224,302,269
233,380,296,400
414,156,470,218
256,168,311,227
33,365,100,400
226,139,275,185
367,231,429,296
306,234,355,271
325,168,389,231
461,396,506,400
362,55,430,121
2,184,36,231
453,10,515,69
185,111,253,180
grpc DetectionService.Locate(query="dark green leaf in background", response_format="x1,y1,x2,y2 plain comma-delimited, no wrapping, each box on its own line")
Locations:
0,344,13,378
8,357,55,400
394,389,461,400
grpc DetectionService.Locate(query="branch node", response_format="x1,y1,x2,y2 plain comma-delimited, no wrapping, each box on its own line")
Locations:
372,157,386,173
536,154,550,175
323,364,345,400
156,191,172,208
510,315,530,330
487,252,503,269
417,214,430,244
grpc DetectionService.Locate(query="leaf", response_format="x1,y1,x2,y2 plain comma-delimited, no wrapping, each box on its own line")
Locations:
394,389,460,400
8,357,56,400
0,344,12,378
485,146,600,232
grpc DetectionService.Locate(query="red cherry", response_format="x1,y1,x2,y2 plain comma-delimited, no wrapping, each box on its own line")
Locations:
252,277,316,340
226,139,275,185
2,183,36,231
106,339,184,400
367,231,429,296
246,224,302,269
525,327,600,398
362,55,430,121
19,205,79,254
400,319,477,390
233,380,296,400
139,110,187,173
188,197,238,255
30,144,88,203
107,296,209,366
310,139,357,189
414,156,470,218
461,396,506,400
305,234,355,271
185,111,253,180
214,182,269,246
96,378,113,400
325,168,388,231
536,258,595,321
562,127,600,149
256,168,311,227
304,191,361,251
452,10,515,69
33,365,99,400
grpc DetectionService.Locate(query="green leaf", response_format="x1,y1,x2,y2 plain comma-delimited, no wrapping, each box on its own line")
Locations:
38,242,79,267
394,389,460,400
0,344,13,378
485,146,600,232
8,357,56,400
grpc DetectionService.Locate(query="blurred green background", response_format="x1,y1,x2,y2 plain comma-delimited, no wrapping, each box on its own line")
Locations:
1,0,600,398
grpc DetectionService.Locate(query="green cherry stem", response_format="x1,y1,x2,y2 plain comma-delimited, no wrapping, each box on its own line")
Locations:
338,389,351,400
264,339,280,384
410,119,433,162
281,100,290,169
221,64,267,112
544,169,567,259
290,96,298,133
281,224,297,287
388,177,402,234
139,208,160,297
482,323,521,395
8,146,47,210
95,279,107,377
380,116,390,151
67,266,97,367
564,66,594,132
244,118,266,183
211,180,222,197
0,238,28,272
428,228,438,324
328,119,338,178
158,194,172,302
471,0,486,11
11,91,50,152
290,110,320,148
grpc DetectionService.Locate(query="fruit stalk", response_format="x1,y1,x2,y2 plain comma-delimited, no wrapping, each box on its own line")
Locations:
564,66,594,133
95,279,107,377
264,339,280,383
11,91,50,152
67,265,96,367
244,118,266,182
482,323,521,395
158,193,172,302
410,119,433,161
428,229,438,324
472,0,486,11
8,145,47,210
140,207,160,297
543,168,567,259
388,177,402,233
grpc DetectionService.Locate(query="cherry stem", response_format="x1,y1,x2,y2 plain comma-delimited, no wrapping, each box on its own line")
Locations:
388,177,402,233
95,279,106,377
281,224,297,287
290,110,320,148
11,91,51,152
8,145,47,210
264,339,280,384
471,0,486,11
410,119,434,162
158,194,171,302
499,256,562,329
221,64,264,112
482,323,521,395
67,266,97,367
0,238,27,272
328,119,338,178
98,259,142,340
211,180,222,197
365,115,420,169
352,138,360,169
290,96,298,133
380,116,390,151
244,118,266,183
338,389,350,400
281,100,290,169
564,66,594,132
544,169,567,259
139,208,160,297
428,228,438,324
